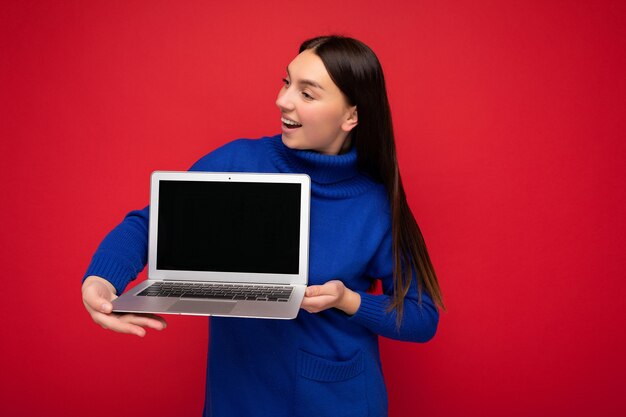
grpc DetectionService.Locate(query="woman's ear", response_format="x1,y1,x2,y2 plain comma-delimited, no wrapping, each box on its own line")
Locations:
342,106,358,132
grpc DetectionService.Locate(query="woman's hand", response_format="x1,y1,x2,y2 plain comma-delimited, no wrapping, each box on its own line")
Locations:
82,275,167,337
300,280,361,315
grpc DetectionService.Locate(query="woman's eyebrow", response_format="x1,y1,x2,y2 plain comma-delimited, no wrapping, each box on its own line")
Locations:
286,66,325,90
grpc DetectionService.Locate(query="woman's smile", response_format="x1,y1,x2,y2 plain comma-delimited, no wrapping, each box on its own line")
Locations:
281,116,302,130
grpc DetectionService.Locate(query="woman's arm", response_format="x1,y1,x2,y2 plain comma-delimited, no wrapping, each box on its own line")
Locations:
82,206,150,295
348,278,439,343
301,222,439,343
348,226,440,343
301,277,438,343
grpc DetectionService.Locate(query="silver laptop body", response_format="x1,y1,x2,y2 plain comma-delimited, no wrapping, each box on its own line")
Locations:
111,171,311,319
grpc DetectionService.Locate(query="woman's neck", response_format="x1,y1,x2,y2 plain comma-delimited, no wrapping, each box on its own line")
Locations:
263,134,376,198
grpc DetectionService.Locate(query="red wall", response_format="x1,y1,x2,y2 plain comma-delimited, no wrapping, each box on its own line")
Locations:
2,1,624,416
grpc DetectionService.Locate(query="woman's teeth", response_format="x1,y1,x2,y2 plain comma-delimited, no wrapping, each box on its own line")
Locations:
282,117,302,127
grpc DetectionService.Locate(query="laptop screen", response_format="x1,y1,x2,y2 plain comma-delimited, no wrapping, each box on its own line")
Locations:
156,180,301,274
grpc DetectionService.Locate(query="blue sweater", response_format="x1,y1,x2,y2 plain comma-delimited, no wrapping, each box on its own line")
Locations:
83,134,439,417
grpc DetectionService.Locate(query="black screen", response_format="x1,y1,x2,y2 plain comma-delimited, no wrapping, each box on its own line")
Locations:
157,180,301,274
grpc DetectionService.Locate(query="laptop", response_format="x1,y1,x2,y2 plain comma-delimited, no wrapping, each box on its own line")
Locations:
111,171,311,319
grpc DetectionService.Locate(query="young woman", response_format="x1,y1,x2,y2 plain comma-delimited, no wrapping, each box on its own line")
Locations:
82,35,444,417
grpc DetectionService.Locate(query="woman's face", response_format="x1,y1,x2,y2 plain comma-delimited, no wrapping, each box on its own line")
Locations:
276,49,358,155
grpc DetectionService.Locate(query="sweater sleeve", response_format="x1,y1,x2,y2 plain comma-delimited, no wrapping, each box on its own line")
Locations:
82,139,248,294
82,206,150,295
347,222,440,343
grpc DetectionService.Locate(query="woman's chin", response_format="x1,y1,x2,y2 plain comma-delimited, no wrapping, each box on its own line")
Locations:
281,135,304,150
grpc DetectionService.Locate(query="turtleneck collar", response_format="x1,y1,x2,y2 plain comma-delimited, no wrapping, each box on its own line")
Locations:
263,134,377,198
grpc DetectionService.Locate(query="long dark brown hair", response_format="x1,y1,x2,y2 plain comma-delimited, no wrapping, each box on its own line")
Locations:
299,35,445,327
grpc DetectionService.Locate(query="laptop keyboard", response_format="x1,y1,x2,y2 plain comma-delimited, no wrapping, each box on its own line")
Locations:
137,282,293,302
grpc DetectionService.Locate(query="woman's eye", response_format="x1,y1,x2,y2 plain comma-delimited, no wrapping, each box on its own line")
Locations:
302,92,313,100
282,78,290,86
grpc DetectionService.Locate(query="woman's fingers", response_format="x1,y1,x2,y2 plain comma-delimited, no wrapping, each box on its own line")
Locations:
82,276,167,337
92,311,147,336
301,281,350,313
300,294,337,313
118,313,167,330
82,279,117,313
92,312,167,337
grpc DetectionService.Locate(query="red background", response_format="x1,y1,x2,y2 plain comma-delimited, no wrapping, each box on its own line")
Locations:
1,1,625,416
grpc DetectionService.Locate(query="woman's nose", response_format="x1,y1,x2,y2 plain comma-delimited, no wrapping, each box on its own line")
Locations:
275,88,294,111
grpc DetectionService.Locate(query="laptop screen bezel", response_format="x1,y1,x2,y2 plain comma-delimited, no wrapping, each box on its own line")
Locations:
148,171,310,286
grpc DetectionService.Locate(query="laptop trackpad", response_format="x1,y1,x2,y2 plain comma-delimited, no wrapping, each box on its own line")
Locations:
167,300,236,315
